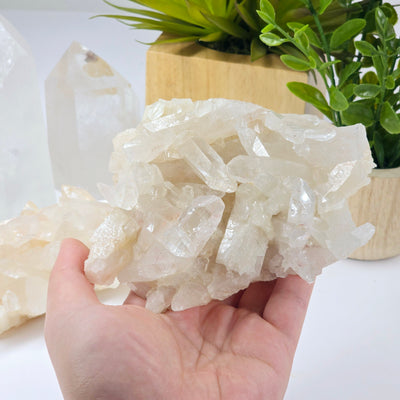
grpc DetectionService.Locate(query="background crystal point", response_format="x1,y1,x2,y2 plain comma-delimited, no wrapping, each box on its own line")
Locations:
0,15,55,221
45,41,140,197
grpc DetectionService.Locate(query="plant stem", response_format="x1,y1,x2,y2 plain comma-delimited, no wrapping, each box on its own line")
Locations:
305,0,342,126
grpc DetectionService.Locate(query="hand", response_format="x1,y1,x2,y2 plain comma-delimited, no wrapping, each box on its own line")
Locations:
45,238,313,400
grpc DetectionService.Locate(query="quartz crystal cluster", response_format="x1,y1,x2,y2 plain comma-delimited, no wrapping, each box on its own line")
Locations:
84,98,375,312
0,186,112,334
0,98,375,332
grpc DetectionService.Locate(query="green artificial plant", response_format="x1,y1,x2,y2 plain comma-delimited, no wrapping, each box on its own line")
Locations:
98,0,362,60
258,0,400,168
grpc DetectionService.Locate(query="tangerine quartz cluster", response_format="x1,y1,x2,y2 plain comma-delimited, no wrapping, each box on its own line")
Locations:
84,98,375,313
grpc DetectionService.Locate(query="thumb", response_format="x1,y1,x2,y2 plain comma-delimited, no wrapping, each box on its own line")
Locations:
46,238,99,317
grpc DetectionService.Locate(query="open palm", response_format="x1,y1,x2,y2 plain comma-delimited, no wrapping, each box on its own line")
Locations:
45,239,313,400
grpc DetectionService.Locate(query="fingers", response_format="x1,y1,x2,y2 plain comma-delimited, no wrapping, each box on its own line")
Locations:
238,281,277,315
47,238,99,317
263,275,313,349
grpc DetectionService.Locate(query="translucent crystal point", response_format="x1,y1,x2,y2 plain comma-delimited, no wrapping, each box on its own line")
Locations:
178,137,237,193
0,15,55,221
159,195,225,258
45,42,140,197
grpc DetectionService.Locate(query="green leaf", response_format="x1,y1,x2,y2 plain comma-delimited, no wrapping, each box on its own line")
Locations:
380,101,400,134
143,35,200,45
118,0,200,26
100,1,183,23
287,82,332,119
235,0,260,31
381,3,398,26
250,37,267,61
375,7,388,38
329,19,366,49
261,24,274,33
386,92,400,107
393,67,400,81
353,84,381,98
361,71,379,85
98,14,210,35
280,55,311,71
342,83,357,99
186,1,215,27
202,13,250,38
354,40,378,57
294,30,309,49
260,32,287,46
304,28,322,49
258,0,275,23
286,24,318,47
329,87,348,111
373,130,386,167
338,62,361,88
386,75,395,90
307,55,317,69
318,0,334,15
286,22,305,32
319,60,341,72
372,55,385,84
198,31,225,42
341,102,374,126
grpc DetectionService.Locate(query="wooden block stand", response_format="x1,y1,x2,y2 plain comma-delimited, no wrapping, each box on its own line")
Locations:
146,39,310,114
348,167,400,260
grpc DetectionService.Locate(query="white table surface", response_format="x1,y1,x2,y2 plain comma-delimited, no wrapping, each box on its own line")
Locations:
1,8,400,400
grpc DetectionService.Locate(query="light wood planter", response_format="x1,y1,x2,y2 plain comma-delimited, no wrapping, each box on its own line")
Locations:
348,167,400,260
146,39,312,113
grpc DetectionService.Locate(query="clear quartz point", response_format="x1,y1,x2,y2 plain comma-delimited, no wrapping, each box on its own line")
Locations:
45,42,140,197
0,15,55,221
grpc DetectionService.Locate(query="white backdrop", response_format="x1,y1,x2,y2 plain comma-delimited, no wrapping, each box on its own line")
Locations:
1,0,114,12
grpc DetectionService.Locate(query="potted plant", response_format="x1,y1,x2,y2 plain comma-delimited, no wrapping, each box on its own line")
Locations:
257,0,400,259
98,0,361,112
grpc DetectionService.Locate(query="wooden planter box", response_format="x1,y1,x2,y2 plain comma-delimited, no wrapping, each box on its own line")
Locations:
348,167,400,260
146,39,312,114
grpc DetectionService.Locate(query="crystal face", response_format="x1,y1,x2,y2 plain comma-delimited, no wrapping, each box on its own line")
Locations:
0,15,55,221
85,98,375,313
45,42,140,197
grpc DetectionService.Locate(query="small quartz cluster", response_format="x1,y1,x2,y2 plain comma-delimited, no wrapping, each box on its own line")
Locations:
0,187,112,334
84,98,375,312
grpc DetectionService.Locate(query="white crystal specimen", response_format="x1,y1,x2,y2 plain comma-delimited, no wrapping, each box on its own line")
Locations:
0,15,55,221
45,41,140,197
0,186,112,334
85,98,375,313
